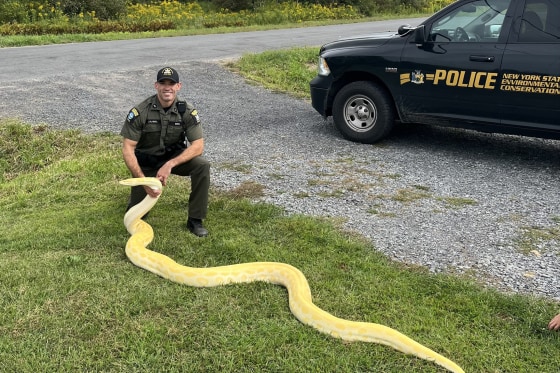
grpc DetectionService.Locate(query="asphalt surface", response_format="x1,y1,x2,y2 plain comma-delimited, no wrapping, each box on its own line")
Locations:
2,19,560,302
0,19,423,81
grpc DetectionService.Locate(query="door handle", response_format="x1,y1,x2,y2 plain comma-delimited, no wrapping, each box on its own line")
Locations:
469,55,495,62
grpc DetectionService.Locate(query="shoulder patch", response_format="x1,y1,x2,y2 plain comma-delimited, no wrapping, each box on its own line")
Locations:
190,109,201,125
127,108,139,123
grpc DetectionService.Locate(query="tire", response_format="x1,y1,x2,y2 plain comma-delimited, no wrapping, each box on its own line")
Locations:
332,81,395,144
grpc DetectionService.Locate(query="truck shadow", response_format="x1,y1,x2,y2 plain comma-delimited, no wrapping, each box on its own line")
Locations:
385,122,560,170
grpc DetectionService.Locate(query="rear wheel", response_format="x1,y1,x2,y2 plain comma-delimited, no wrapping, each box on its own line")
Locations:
332,81,395,144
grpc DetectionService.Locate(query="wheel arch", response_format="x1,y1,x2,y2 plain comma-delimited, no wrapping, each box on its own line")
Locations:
326,71,399,119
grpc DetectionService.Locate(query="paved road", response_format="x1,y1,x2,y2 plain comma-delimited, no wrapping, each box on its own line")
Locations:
0,19,424,81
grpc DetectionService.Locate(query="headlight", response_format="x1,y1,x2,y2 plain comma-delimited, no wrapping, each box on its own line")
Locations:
318,56,330,76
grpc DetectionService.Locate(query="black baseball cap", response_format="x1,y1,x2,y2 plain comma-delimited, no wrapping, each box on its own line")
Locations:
157,67,179,83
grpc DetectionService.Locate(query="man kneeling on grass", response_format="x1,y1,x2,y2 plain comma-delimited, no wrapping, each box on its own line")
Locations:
121,66,210,237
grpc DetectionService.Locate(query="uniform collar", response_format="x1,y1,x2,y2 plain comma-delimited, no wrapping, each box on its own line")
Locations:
150,95,179,113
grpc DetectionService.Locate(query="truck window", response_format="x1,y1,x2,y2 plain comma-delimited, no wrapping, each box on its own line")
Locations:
430,0,510,43
518,0,560,42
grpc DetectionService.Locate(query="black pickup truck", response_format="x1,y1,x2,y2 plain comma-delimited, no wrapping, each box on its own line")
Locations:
310,0,560,143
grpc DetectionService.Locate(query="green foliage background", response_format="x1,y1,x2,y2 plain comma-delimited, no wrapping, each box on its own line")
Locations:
0,0,453,25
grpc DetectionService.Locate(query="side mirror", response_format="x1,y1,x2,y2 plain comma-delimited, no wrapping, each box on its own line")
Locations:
414,25,427,45
397,24,414,35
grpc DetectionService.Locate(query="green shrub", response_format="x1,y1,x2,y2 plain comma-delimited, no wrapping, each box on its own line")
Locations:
59,0,128,20
0,0,28,23
212,0,255,12
0,18,175,36
339,0,452,15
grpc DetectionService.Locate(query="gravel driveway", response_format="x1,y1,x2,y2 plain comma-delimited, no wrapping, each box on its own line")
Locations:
2,48,560,302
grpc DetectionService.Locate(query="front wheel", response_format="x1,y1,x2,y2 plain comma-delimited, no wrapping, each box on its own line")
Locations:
332,81,395,144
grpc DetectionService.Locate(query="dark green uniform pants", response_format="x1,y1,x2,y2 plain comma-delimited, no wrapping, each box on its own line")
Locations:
128,156,210,220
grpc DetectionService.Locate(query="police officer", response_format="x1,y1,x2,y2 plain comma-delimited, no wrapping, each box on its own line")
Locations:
121,67,210,237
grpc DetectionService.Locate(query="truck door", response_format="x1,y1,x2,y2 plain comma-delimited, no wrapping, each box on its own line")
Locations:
500,0,560,130
398,0,512,125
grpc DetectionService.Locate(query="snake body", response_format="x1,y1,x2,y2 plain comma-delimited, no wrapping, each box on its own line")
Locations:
120,177,464,373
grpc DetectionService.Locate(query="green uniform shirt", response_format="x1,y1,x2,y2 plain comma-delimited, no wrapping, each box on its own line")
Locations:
121,95,202,156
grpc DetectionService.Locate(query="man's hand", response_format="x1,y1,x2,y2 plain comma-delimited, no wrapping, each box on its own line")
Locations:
143,185,162,198
157,162,173,186
549,314,560,331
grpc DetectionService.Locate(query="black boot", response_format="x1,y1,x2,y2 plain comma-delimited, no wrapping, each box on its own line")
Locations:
187,217,208,237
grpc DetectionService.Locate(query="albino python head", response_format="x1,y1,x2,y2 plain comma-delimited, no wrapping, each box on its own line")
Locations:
119,177,162,191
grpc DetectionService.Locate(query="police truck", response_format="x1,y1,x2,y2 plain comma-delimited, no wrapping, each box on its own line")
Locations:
310,0,560,143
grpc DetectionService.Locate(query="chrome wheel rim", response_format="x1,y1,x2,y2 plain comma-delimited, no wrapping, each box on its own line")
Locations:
343,95,377,132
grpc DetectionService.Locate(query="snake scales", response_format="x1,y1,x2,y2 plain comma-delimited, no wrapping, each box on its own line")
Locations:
120,177,464,373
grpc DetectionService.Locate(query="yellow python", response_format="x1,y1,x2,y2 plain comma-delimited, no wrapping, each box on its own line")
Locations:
120,177,464,373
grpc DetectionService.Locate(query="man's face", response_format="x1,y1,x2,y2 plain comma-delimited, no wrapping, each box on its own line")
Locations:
155,79,182,107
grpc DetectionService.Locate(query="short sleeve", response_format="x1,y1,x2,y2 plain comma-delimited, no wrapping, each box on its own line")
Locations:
120,107,143,141
184,107,203,142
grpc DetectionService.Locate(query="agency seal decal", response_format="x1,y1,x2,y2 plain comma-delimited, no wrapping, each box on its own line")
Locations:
400,70,425,85
127,108,140,123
